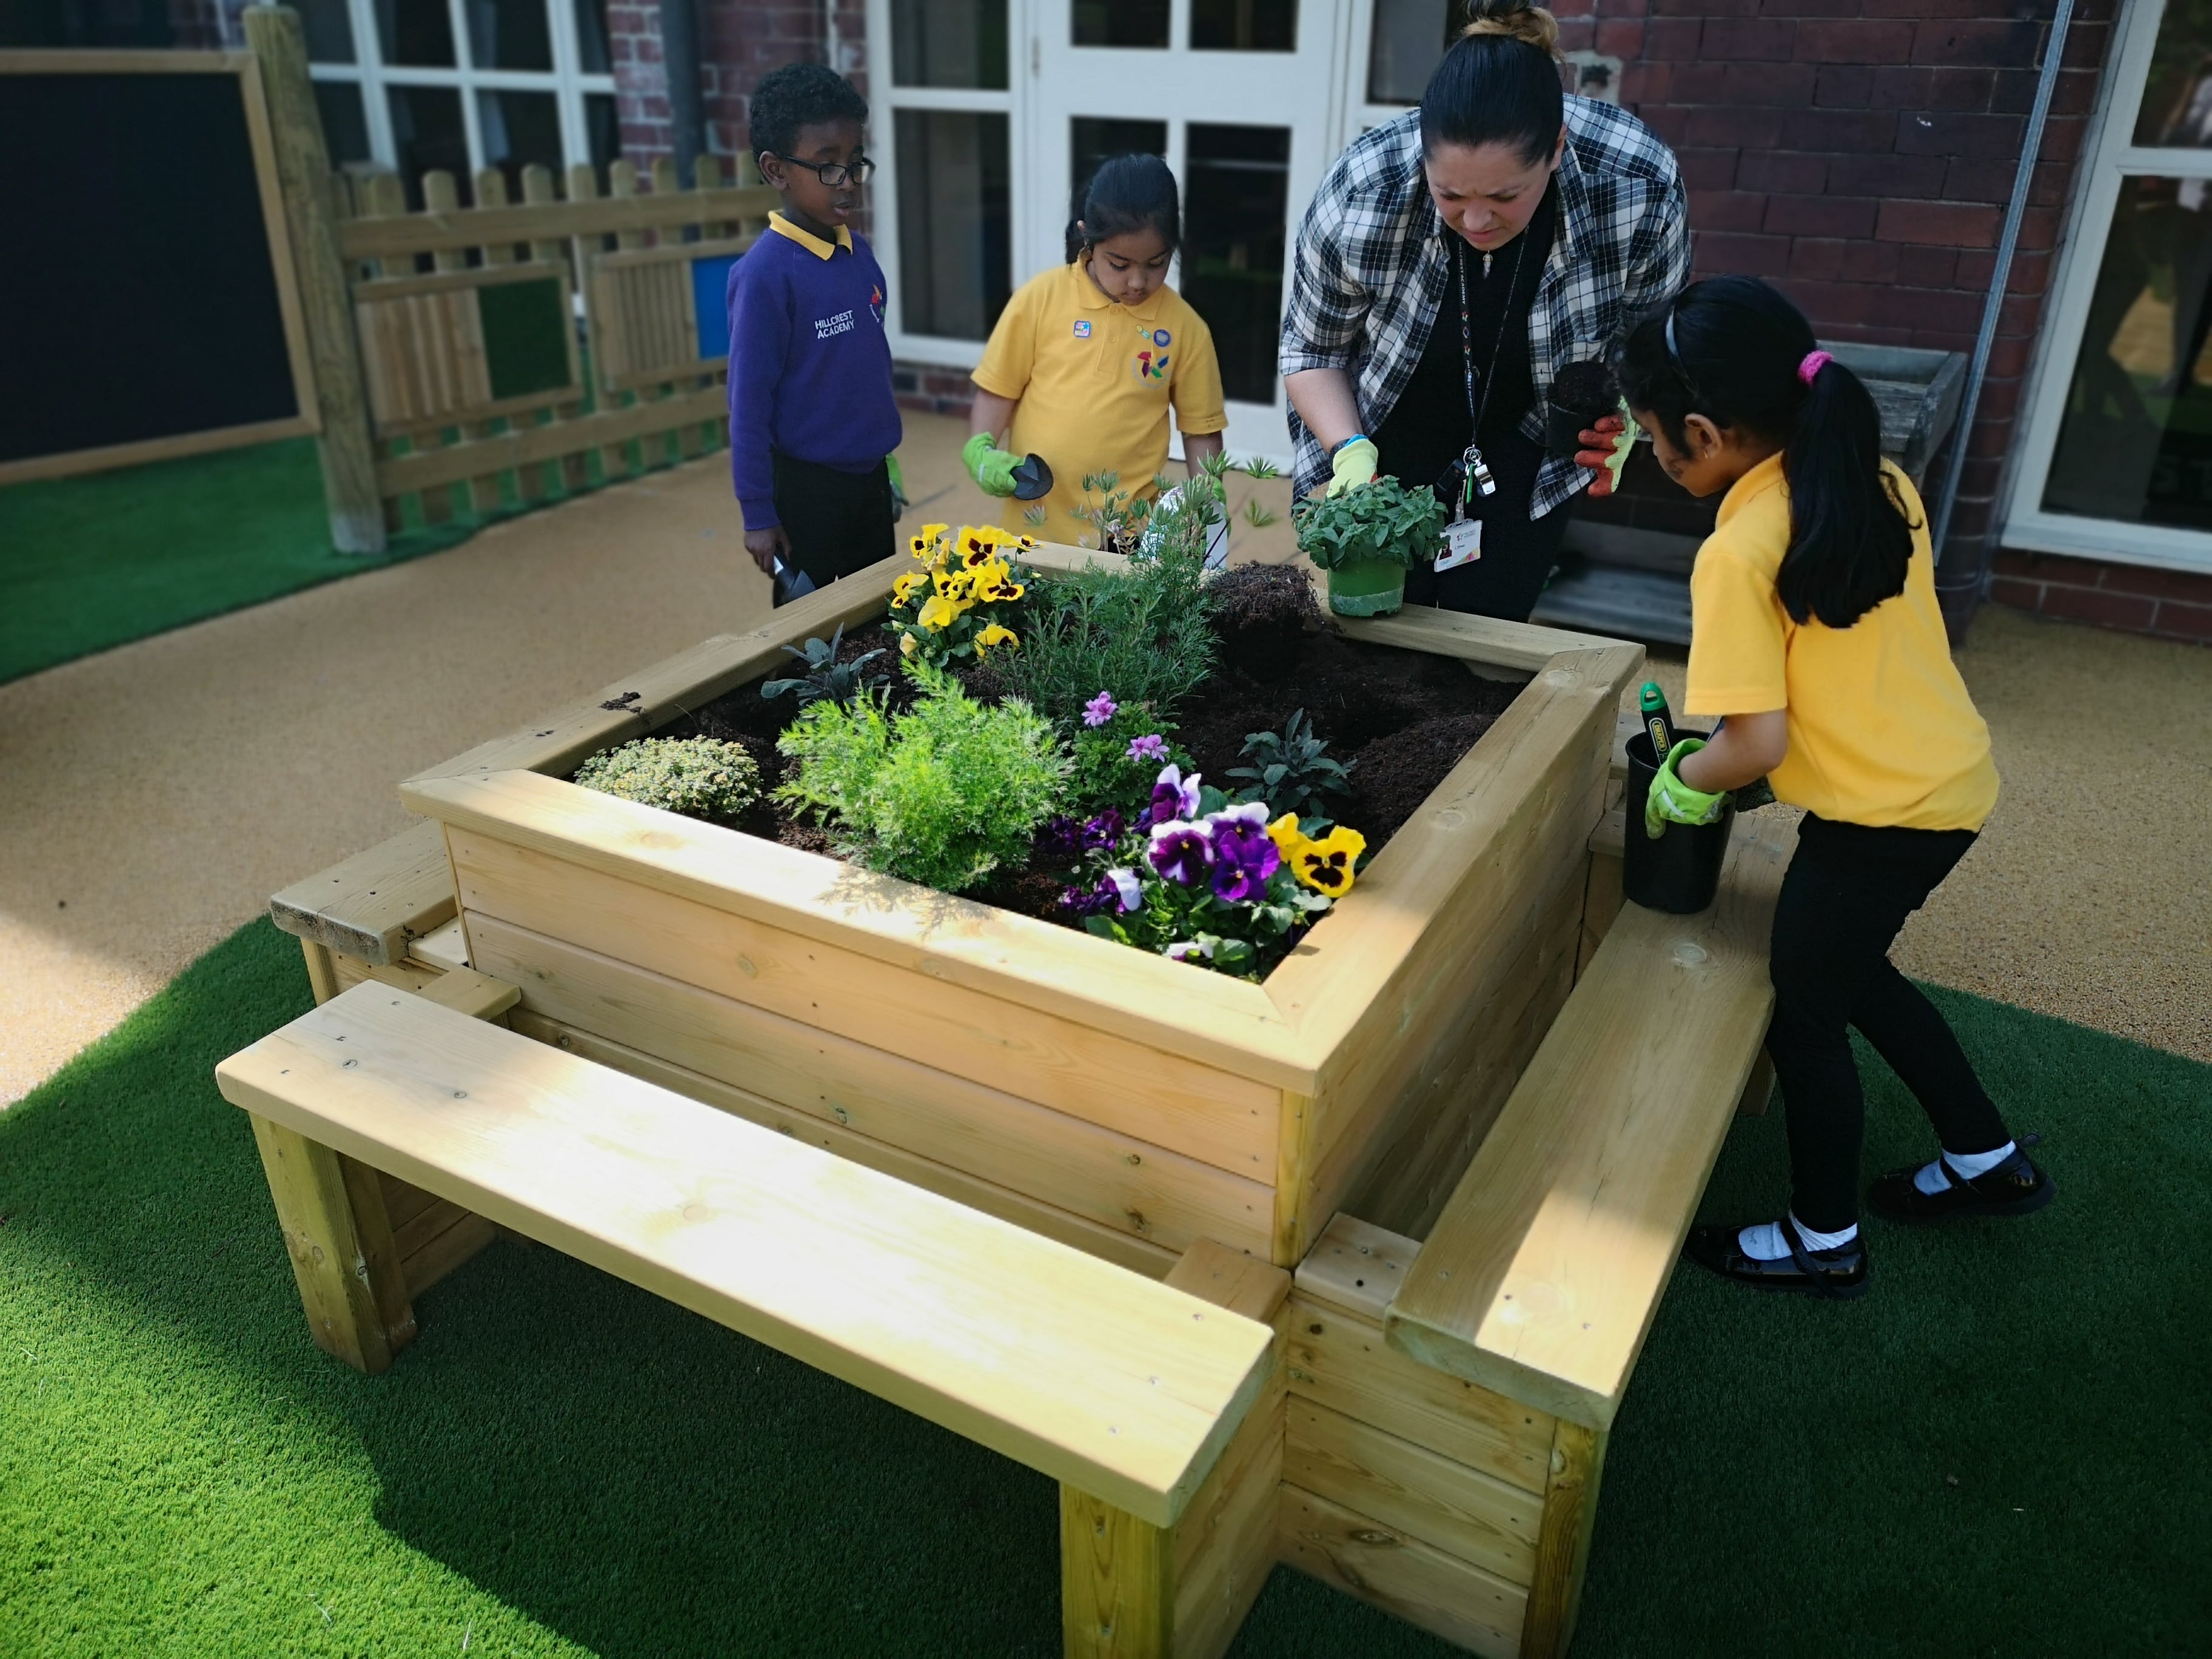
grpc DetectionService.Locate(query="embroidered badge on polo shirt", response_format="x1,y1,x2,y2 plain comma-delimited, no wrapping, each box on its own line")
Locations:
1073,320,1092,338
1153,329,1171,347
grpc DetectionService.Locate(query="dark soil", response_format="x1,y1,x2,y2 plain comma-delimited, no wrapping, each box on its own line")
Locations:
608,609,1523,923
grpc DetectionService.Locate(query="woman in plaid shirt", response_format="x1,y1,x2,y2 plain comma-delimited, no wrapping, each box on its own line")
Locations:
1281,2,1689,621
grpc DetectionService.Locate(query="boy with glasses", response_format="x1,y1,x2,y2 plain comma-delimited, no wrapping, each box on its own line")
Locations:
728,63,903,604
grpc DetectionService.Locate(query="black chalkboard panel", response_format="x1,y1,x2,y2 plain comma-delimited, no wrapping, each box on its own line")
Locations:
0,70,300,464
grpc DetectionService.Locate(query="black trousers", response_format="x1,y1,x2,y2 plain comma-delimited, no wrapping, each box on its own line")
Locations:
769,451,896,606
1768,814,2014,1231
1400,429,1573,623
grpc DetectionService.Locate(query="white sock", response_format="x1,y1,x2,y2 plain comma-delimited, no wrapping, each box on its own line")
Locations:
1912,1139,2017,1196
1737,1213,1860,1261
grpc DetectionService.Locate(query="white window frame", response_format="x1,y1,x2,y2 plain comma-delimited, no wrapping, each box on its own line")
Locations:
866,0,1024,369
2003,0,2212,575
306,0,617,179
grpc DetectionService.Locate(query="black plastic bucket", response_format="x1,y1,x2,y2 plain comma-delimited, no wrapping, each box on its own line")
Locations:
1623,729,1736,914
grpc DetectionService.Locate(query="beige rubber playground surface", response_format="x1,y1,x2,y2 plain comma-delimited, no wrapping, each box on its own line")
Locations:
2,410,2207,1104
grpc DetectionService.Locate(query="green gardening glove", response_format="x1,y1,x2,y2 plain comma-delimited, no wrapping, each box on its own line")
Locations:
1644,738,1729,840
885,453,906,520
1327,436,1378,497
963,431,1021,497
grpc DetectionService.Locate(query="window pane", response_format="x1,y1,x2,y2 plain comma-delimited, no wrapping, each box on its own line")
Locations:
894,109,1011,340
574,0,611,73
314,80,372,163
1073,0,1167,49
376,0,457,66
1191,0,1295,52
1070,116,1167,223
387,85,469,206
1180,123,1289,404
891,0,1007,89
586,92,618,173
1367,0,1452,104
2043,174,2212,531
466,0,552,70
478,89,563,198
2135,1,2212,146
300,0,356,63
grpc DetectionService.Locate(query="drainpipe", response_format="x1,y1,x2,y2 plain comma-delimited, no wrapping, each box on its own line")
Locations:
658,0,705,187
1931,0,2079,642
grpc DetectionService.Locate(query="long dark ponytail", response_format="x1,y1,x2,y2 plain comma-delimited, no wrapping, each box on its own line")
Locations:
1065,152,1181,264
1610,275,1915,629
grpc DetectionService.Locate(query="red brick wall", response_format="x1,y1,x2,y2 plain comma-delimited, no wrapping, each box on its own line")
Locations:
1986,551,2212,643
610,0,868,169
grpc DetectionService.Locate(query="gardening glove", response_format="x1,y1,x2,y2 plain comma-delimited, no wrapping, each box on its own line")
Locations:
1574,411,1633,498
964,432,1022,497
1327,436,1378,497
1644,738,1729,840
886,454,906,520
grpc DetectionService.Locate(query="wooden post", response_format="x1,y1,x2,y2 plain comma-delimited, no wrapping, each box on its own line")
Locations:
248,1113,416,1373
1062,1487,1175,1659
1519,1419,1606,1659
243,5,386,554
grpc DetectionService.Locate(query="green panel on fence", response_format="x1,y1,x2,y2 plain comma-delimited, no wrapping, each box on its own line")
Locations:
479,276,573,402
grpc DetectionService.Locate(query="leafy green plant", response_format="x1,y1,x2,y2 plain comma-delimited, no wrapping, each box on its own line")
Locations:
1242,498,1278,529
574,737,761,825
1228,709,1352,826
775,666,1070,893
1292,475,1447,570
761,622,887,709
998,540,1217,729
1067,703,1181,817
1068,469,1165,556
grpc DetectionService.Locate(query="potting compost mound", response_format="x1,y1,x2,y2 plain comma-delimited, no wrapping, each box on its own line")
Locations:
637,609,1519,927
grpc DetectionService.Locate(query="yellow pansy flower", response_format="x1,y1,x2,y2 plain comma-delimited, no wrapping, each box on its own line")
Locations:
892,570,927,605
973,623,1019,657
899,629,919,656
1266,814,1309,858
917,594,964,631
931,568,978,609
1291,826,1367,896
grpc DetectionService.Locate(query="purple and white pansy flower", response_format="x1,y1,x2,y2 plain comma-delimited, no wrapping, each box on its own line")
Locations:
1148,763,1203,826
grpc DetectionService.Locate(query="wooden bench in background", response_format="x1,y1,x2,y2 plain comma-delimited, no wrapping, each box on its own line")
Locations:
250,766,1794,1657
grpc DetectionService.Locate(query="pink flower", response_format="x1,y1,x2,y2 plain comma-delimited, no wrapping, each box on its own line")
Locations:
1126,732,1167,763
1083,690,1118,728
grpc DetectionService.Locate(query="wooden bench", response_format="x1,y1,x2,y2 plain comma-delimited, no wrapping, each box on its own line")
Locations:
217,982,1282,1657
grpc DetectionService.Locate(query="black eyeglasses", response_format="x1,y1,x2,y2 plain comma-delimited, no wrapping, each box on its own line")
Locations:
773,153,875,187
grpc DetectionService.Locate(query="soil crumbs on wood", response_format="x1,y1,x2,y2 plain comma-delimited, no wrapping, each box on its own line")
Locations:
615,614,1523,923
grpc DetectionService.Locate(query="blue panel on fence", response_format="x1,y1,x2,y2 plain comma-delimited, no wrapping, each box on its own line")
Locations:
691,253,740,361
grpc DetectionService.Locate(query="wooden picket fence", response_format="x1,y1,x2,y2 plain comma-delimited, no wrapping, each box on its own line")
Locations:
329,154,776,535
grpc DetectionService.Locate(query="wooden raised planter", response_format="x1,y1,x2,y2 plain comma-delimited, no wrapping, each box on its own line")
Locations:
394,548,1642,1278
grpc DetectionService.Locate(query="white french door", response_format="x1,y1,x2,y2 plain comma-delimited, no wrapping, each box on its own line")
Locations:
1021,0,1350,463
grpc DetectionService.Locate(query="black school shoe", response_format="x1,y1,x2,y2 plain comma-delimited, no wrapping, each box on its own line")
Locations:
1684,1217,1869,1300
1866,1143,2054,1224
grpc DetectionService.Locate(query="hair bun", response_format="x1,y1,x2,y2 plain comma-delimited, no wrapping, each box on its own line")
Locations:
1460,2,1561,60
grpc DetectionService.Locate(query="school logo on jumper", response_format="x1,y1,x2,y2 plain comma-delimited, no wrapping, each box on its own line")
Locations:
1135,349,1170,382
1153,329,1171,347
868,284,884,324
1073,319,1092,338
814,308,856,340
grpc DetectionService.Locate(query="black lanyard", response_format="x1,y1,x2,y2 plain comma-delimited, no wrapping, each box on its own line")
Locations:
1452,229,1530,512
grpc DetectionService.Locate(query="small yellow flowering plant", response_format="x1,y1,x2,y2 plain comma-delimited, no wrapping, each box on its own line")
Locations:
890,523,1034,669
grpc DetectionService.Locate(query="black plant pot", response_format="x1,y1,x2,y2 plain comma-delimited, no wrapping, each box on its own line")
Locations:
1623,729,1736,914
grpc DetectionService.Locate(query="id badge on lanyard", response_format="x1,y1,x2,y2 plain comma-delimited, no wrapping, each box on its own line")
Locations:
1437,234,1517,572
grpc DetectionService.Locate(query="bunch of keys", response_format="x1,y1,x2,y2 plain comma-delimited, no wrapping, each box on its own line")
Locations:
1461,443,1498,500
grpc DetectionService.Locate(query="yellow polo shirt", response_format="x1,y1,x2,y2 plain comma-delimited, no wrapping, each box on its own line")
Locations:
971,261,1227,545
1684,454,1999,831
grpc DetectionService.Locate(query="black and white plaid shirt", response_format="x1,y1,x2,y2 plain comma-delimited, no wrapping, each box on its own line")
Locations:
1280,98,1690,516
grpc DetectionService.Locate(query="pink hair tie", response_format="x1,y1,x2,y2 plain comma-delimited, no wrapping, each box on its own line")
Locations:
1798,349,1832,386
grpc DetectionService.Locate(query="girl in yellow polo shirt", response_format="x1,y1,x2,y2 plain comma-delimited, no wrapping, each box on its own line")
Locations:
1614,276,2052,1302
964,153,1228,547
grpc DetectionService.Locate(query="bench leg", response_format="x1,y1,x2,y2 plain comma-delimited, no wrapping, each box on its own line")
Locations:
1062,1489,1175,1658
249,1114,417,1373
1737,1045,1775,1118
1520,1419,1607,1659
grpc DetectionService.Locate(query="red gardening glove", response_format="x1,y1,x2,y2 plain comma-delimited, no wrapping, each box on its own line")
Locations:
1575,414,1629,498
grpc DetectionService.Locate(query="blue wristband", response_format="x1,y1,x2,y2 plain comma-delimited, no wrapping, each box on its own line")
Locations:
1330,434,1370,457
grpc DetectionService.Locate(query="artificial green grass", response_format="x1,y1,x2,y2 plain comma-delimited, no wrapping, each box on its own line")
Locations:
0,439,480,686
2,920,2207,1655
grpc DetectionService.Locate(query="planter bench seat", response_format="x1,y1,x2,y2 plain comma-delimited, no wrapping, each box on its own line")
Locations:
216,979,1282,1657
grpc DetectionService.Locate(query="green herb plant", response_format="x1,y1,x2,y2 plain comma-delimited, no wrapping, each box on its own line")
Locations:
1067,705,1184,817
1228,709,1352,829
761,623,887,709
1291,475,1448,571
1068,469,1162,557
776,665,1070,893
574,737,761,825
999,540,1217,730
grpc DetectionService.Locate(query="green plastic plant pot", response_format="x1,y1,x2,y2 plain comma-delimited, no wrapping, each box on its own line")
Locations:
1326,556,1407,617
